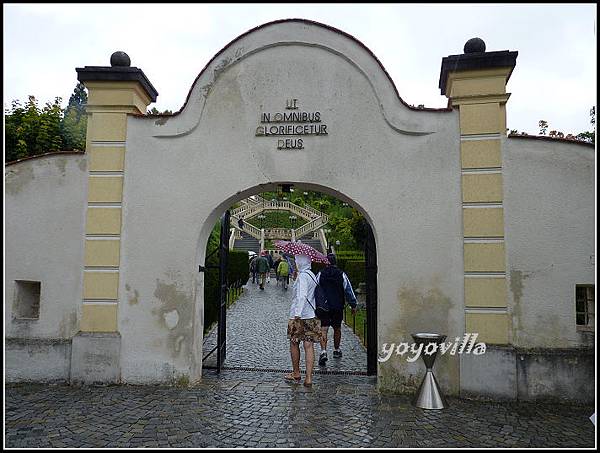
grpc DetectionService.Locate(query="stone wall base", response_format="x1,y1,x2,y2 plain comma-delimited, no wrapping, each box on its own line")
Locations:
460,345,595,403
6,338,71,383
70,332,121,385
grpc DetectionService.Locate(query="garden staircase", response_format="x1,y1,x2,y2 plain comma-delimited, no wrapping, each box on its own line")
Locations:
229,195,329,251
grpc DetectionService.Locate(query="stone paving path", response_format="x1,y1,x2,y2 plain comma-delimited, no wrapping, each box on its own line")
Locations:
5,369,596,448
203,278,367,372
5,278,596,448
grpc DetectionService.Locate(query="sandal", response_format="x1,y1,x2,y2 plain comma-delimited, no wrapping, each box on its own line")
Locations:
303,381,313,388
284,373,301,382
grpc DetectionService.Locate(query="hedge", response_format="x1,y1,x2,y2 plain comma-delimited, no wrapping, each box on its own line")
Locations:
340,260,366,290
311,259,366,291
203,234,250,334
336,250,365,260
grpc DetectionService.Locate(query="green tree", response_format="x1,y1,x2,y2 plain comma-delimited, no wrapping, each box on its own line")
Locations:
349,211,369,250
5,100,27,161
147,107,173,115
4,95,64,162
61,82,88,150
576,106,595,144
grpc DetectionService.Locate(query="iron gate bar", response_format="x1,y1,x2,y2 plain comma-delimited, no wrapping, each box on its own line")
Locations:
216,210,230,372
365,223,378,376
202,345,219,362
199,244,221,273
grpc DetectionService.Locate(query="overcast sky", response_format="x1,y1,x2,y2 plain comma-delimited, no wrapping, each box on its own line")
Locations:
4,3,597,135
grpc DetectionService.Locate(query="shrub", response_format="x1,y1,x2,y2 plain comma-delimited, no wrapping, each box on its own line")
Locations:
337,259,366,290
203,223,249,335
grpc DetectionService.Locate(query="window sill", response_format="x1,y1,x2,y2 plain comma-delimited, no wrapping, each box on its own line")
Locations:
576,325,595,333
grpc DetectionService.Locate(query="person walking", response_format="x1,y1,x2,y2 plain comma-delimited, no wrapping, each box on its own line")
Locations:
274,256,282,286
256,251,270,290
266,251,274,284
285,254,322,387
282,253,296,281
277,257,290,290
249,255,258,284
315,253,357,366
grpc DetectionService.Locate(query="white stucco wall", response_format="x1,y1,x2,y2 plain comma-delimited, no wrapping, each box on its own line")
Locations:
504,137,595,349
119,21,463,391
5,153,88,340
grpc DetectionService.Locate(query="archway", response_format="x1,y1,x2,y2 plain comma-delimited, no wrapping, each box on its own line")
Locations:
103,19,461,394
195,182,379,377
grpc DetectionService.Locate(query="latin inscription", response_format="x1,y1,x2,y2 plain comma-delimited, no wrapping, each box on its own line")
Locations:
255,99,328,149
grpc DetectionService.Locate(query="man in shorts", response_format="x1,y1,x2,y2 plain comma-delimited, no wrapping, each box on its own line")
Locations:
315,253,357,366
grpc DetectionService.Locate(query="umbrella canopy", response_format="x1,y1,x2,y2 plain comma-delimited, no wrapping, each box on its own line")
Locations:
274,240,330,264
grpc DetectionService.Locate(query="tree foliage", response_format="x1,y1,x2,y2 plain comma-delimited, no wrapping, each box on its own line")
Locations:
511,106,595,145
147,107,173,115
4,83,89,162
259,189,368,251
61,82,88,151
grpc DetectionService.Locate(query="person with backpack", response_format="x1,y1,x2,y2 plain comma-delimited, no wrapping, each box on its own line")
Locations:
285,254,322,387
277,256,290,290
274,256,282,285
314,253,357,366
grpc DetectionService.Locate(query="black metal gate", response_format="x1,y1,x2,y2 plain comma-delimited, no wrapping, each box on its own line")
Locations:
200,210,230,372
216,211,230,371
365,223,378,376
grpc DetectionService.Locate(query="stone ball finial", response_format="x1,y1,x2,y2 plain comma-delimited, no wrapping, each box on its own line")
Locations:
110,51,131,67
464,37,486,54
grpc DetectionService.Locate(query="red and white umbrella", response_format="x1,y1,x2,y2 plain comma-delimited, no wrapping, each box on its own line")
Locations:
274,240,330,264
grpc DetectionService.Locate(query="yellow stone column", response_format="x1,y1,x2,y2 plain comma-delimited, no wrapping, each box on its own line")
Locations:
440,38,518,346
71,51,158,384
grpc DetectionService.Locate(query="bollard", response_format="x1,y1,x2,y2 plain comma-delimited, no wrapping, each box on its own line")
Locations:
411,333,448,410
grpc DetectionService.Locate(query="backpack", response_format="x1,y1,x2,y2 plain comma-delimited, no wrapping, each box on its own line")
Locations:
277,260,289,276
302,270,329,313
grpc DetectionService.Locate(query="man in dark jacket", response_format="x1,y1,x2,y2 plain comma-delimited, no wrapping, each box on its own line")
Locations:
315,253,357,366
256,251,270,290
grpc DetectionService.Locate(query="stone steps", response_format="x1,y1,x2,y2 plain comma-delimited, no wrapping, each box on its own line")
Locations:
298,238,323,253
234,233,260,254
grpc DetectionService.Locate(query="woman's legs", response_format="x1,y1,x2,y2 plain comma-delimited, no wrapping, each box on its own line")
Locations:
289,340,301,378
303,341,315,384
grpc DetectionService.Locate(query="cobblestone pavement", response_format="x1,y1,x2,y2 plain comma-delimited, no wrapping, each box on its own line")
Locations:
5,369,596,448
203,279,367,372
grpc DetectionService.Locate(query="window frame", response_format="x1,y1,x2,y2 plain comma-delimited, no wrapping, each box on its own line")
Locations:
575,284,595,333
13,280,42,320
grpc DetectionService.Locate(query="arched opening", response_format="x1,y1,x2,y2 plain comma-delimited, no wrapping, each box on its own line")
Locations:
194,182,378,378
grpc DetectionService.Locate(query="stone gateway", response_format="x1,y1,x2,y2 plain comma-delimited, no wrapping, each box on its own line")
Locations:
5,19,594,403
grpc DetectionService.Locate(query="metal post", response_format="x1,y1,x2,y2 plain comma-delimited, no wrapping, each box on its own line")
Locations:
412,333,448,409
